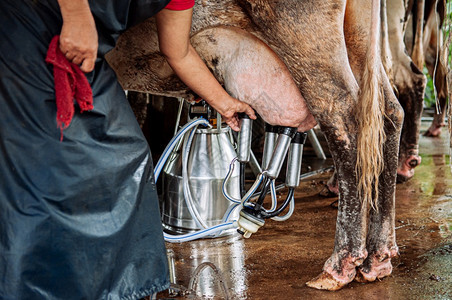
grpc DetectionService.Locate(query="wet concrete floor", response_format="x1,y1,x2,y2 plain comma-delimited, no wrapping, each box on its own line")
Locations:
157,121,452,299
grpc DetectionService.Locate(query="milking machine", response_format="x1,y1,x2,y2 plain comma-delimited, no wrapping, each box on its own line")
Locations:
156,100,307,243
236,126,307,238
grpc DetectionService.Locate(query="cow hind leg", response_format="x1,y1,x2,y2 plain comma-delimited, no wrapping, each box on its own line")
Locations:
356,73,403,282
424,65,448,137
306,108,368,290
423,4,448,137
304,1,374,290
395,63,426,182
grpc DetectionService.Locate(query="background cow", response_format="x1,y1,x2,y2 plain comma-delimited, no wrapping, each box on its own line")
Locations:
393,0,449,181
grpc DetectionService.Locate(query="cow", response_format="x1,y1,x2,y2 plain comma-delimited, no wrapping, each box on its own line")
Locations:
107,0,403,290
406,0,449,139
393,0,450,181
393,0,449,182
385,0,427,182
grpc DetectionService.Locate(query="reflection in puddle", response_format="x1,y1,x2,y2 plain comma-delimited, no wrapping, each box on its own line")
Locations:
167,235,247,299
410,154,451,233
188,262,230,299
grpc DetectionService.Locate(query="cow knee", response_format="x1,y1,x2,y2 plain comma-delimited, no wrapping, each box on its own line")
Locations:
385,93,404,134
390,103,404,132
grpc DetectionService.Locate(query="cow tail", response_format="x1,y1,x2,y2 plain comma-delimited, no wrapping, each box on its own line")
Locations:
356,0,386,210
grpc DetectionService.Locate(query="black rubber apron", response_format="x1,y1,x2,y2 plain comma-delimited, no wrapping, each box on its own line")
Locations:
0,0,170,299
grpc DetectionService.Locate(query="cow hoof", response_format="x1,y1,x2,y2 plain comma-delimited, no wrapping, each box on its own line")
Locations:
355,257,394,283
306,271,349,291
330,199,338,208
423,130,440,137
423,124,445,137
397,155,420,183
396,173,410,183
397,169,415,183
319,185,338,198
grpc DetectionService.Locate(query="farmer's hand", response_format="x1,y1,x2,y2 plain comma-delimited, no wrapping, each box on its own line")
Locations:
58,0,98,72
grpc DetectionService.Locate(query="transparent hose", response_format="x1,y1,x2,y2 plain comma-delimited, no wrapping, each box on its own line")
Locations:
155,118,210,181
268,179,277,212
182,126,208,229
222,157,241,204
270,179,295,221
241,173,264,208
164,222,237,243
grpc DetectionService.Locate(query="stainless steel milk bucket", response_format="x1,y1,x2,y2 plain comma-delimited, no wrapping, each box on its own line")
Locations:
161,126,240,233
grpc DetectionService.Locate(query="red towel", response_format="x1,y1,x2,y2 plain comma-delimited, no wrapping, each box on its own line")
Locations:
45,35,93,140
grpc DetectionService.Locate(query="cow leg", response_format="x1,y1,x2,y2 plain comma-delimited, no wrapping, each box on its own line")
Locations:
306,111,369,290
295,1,371,291
423,46,448,138
356,72,403,282
303,79,376,289
423,0,448,137
395,63,425,182
424,97,447,137
386,0,426,182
